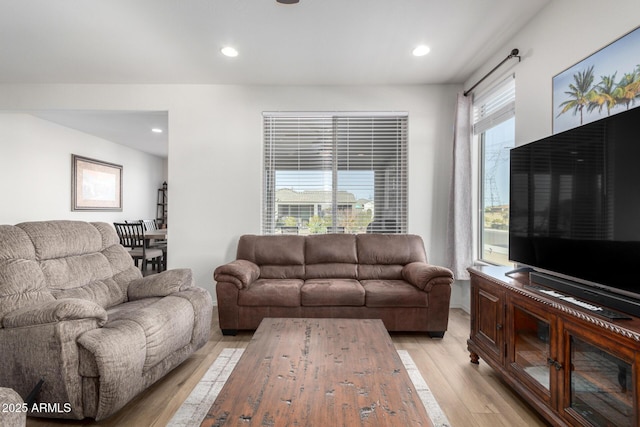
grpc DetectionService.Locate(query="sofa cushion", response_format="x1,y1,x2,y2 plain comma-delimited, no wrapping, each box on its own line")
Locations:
301,279,365,306
362,280,428,308
106,297,162,323
237,235,305,279
358,264,404,281
17,221,104,261
305,263,359,280
103,296,195,371
0,226,55,322
41,252,128,309
356,235,428,280
50,278,126,309
305,234,357,263
304,234,358,279
238,279,303,307
0,259,54,322
2,221,141,311
0,225,37,260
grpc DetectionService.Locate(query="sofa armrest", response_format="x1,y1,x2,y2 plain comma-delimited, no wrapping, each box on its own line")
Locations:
128,268,194,300
0,387,26,427
402,262,454,291
2,298,107,328
214,259,260,290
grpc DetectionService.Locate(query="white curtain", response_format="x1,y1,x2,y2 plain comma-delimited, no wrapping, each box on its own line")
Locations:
446,92,472,280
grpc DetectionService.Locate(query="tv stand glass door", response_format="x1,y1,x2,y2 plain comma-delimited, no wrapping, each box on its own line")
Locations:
561,326,634,427
509,302,556,406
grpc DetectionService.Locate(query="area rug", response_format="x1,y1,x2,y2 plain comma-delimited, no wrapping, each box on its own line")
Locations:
168,348,450,427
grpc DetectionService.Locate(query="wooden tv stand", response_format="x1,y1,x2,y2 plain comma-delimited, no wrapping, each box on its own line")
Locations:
468,265,640,427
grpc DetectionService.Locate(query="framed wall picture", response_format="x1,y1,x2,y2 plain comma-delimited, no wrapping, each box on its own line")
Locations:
72,154,123,211
553,26,640,134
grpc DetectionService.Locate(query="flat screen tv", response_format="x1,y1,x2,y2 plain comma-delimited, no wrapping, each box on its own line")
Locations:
509,106,640,317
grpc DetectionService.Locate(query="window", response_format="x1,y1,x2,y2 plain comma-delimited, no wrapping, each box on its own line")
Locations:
263,112,407,235
473,76,515,265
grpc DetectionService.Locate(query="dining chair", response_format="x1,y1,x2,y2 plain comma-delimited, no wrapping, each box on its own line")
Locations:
113,222,164,273
139,219,167,271
141,219,158,231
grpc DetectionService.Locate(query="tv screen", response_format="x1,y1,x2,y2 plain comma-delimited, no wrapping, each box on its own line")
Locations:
509,106,640,298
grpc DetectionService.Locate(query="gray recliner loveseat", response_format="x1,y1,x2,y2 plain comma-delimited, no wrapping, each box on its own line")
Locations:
0,220,212,420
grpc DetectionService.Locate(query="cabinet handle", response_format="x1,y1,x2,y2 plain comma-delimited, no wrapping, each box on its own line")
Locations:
546,358,563,371
496,323,503,330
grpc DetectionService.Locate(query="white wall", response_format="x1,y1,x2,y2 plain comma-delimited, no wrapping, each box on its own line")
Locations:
456,0,640,312
467,0,640,146
0,113,164,224
0,84,460,303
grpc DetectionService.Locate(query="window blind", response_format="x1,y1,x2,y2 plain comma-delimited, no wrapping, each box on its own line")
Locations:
473,75,515,135
263,112,408,235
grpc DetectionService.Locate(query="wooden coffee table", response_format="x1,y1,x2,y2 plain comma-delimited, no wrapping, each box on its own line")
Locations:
201,318,433,426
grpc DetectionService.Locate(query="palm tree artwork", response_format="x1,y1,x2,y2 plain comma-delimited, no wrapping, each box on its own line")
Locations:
588,72,617,116
614,68,640,110
557,65,640,125
557,66,595,125
554,27,640,133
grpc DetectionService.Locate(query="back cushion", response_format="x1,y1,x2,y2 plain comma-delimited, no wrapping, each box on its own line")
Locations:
237,235,305,279
0,225,54,323
15,221,136,309
305,234,358,279
357,234,427,280
232,234,427,281
17,221,103,260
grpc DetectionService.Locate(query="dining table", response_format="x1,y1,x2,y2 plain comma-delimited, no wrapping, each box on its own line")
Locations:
144,229,167,240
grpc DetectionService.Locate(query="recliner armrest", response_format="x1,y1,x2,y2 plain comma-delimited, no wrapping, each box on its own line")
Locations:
2,298,107,328
128,268,194,300
0,387,26,427
402,262,454,291
214,259,260,289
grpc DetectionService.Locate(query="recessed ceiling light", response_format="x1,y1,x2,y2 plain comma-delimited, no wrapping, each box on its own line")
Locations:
151,128,163,133
412,45,431,57
221,46,239,57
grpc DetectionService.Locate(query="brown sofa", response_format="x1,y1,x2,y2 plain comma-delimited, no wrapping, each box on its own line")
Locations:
0,220,212,420
214,234,453,336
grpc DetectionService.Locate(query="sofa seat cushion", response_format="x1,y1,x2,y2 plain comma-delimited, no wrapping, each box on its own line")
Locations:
362,280,428,308
102,296,195,371
105,297,162,322
301,279,365,307
238,279,303,307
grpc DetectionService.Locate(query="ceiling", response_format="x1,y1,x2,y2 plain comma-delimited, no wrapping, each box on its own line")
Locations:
30,110,169,158
0,0,550,157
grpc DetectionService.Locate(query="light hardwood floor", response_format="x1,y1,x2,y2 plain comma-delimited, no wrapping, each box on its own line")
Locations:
27,308,549,427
